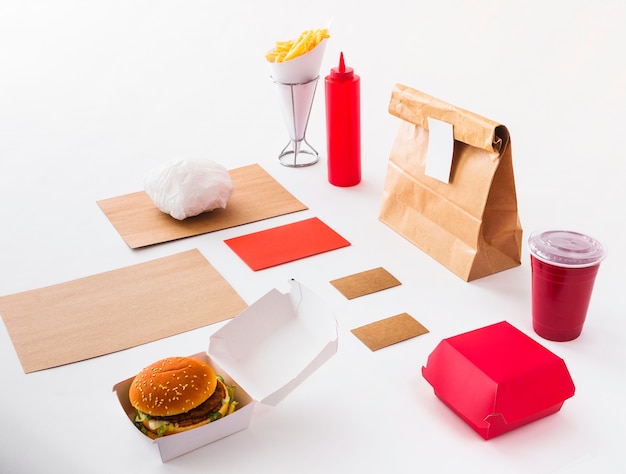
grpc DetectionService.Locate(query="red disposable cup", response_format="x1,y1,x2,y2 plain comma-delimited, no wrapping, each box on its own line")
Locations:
528,230,606,342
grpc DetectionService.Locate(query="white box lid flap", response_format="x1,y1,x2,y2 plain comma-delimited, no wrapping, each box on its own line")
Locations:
208,280,338,405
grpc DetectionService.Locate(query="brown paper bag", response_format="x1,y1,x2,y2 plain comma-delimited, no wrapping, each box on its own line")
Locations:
379,84,522,281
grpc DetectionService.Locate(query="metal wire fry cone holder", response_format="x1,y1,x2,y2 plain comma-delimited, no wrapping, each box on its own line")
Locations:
272,76,320,167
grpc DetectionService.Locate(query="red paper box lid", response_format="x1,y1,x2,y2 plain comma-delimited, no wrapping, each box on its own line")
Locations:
422,321,575,439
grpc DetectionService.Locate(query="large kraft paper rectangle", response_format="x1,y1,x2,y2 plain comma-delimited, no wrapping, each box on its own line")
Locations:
97,163,308,249
0,249,248,373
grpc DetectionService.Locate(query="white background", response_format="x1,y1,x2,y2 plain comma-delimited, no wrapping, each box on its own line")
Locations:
1,1,625,473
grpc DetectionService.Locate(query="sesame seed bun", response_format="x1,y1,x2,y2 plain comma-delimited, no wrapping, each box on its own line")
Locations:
128,356,218,417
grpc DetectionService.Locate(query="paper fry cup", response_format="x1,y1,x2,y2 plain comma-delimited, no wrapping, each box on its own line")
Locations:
268,39,328,143
268,38,328,84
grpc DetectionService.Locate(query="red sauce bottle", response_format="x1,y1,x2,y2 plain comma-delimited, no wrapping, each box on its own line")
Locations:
325,52,361,186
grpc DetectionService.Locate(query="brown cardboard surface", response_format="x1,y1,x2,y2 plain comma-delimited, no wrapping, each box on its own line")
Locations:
351,313,429,351
330,267,401,299
97,163,308,248
0,249,247,373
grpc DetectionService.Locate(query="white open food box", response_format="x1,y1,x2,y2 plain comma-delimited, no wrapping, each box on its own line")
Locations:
113,280,338,462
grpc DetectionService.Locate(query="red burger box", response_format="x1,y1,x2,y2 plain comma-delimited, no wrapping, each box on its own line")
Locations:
113,280,338,462
422,321,575,440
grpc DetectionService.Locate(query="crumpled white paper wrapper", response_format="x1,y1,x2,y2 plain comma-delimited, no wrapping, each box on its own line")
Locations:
143,159,233,220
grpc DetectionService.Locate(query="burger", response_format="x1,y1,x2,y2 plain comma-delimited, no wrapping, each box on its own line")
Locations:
128,356,237,438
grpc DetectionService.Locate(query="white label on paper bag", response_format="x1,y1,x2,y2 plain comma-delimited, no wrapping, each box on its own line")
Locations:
425,117,454,184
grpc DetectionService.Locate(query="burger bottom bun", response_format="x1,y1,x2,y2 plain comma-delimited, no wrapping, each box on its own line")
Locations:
140,415,214,440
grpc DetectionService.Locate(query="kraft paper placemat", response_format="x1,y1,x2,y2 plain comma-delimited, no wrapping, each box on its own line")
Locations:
224,217,351,271
0,249,247,373
330,267,401,299
351,313,429,351
97,163,308,249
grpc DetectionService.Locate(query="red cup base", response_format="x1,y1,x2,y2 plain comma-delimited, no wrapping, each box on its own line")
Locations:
533,321,583,342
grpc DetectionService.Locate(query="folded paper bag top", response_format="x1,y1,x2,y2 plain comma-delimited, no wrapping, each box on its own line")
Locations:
113,280,338,462
379,84,523,281
422,321,575,440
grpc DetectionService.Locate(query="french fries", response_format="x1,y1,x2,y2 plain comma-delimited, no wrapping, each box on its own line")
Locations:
266,28,330,63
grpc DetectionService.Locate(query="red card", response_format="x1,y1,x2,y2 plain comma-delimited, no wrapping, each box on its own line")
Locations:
224,217,350,270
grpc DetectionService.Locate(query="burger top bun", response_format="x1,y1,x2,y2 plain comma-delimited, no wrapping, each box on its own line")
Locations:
129,356,218,417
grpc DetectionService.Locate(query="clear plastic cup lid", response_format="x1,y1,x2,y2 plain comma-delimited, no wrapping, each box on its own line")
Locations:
528,230,607,268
